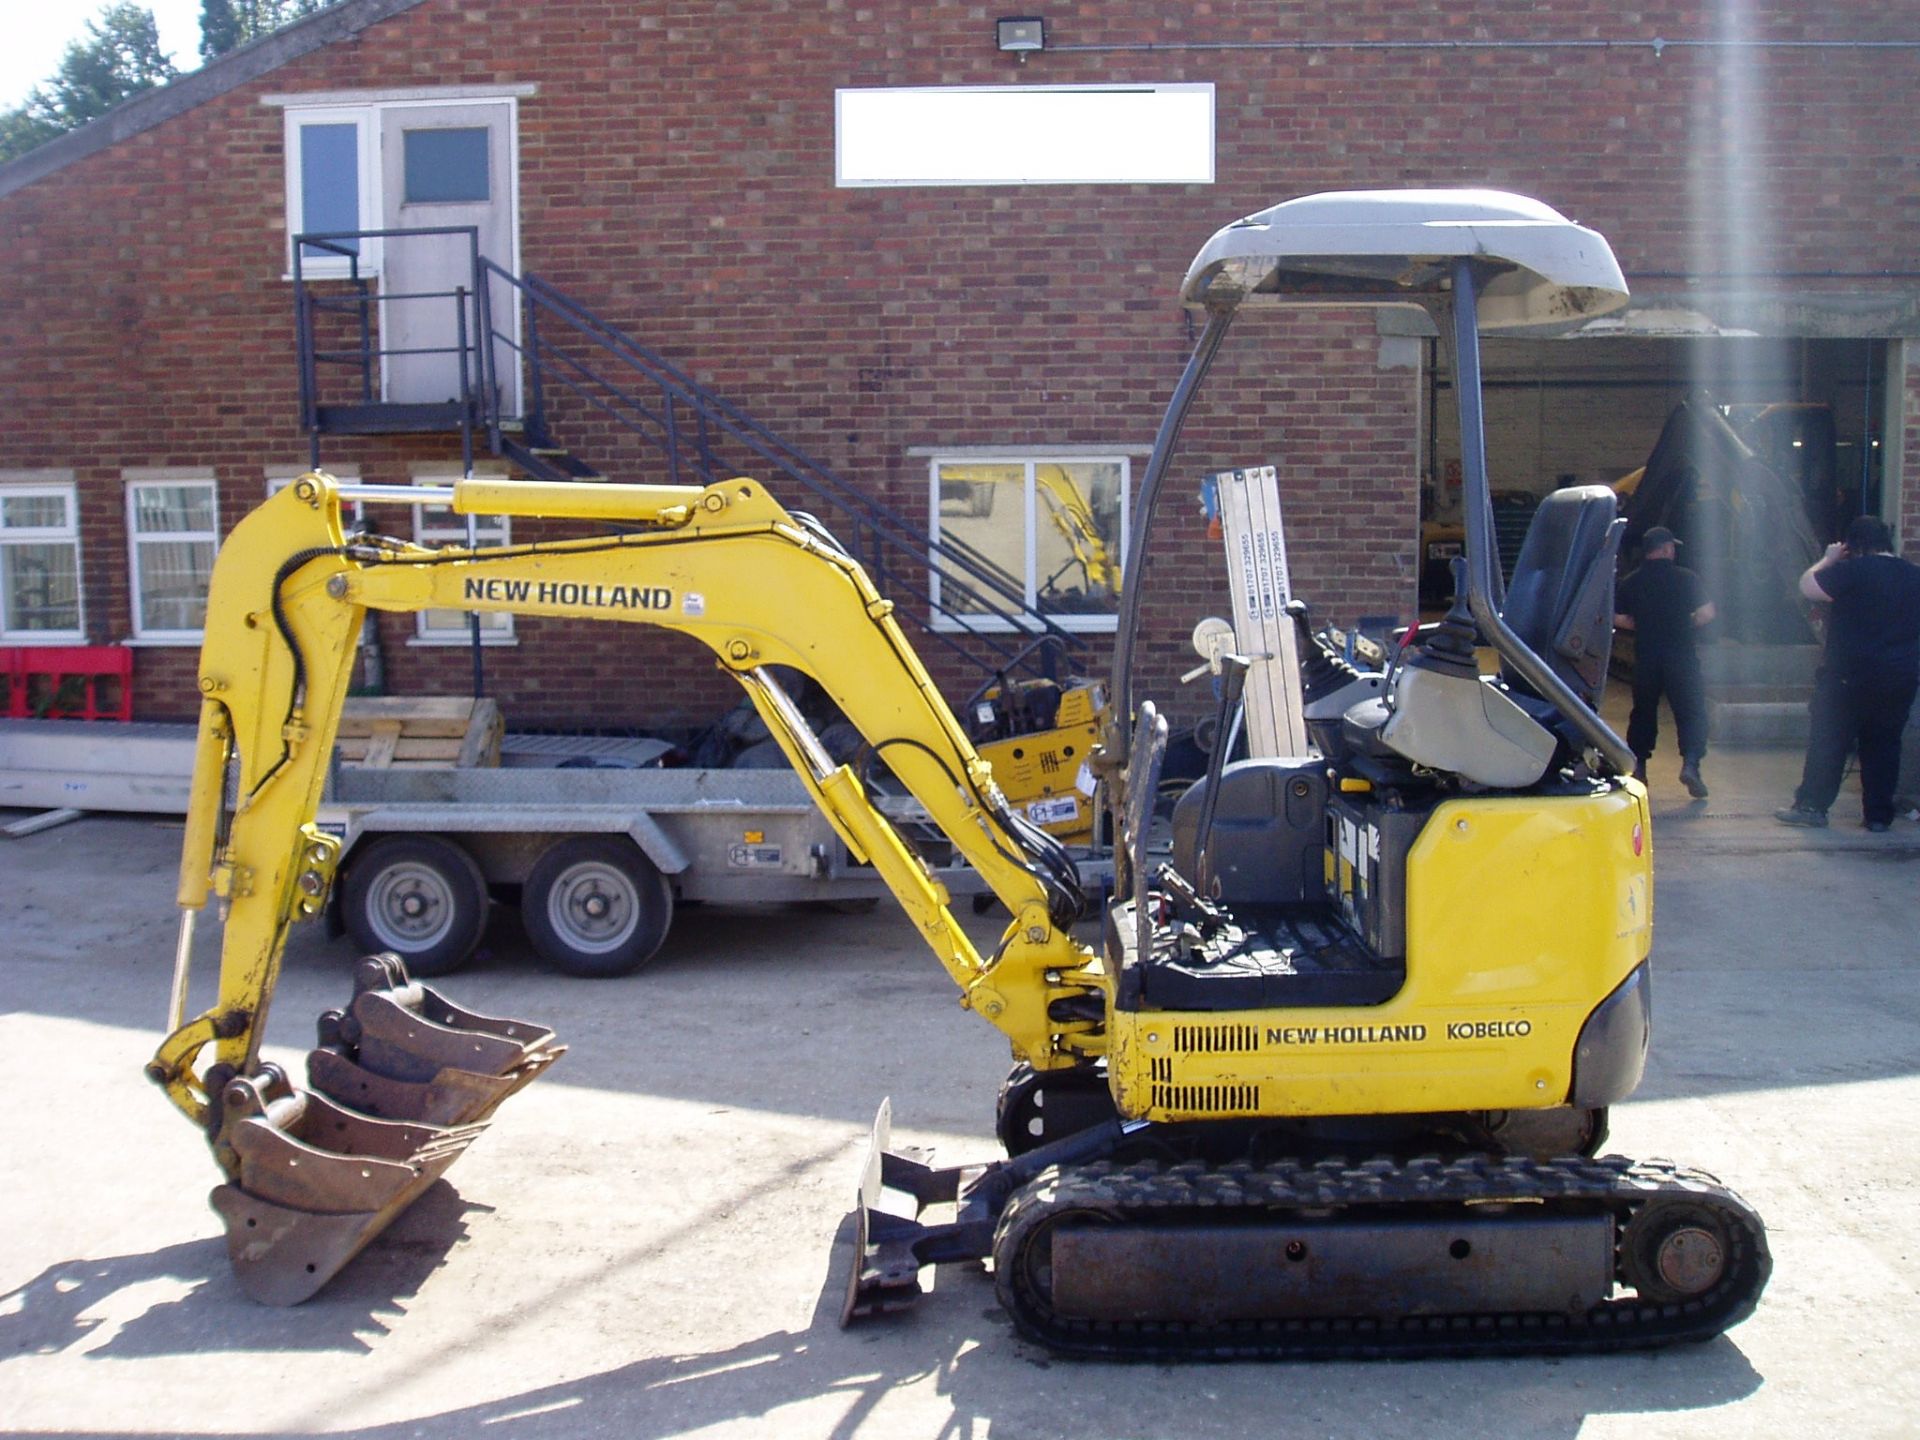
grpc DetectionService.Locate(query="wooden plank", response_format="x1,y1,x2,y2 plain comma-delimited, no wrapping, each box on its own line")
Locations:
456,699,503,769
390,737,467,760
1213,465,1309,758
342,697,479,720
334,696,501,769
361,720,403,769
2,807,85,839
336,716,475,738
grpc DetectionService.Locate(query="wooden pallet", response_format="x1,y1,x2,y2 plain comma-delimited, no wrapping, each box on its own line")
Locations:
336,697,503,769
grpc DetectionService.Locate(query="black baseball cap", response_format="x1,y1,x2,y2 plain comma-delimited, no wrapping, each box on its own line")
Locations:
1642,526,1681,550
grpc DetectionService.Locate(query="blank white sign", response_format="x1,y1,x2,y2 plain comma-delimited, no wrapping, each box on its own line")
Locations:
835,84,1215,187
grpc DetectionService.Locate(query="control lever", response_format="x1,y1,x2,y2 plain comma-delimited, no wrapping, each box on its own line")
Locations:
1189,651,1250,899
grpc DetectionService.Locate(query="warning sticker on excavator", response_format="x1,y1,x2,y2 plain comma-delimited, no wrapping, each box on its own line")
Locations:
1028,796,1079,827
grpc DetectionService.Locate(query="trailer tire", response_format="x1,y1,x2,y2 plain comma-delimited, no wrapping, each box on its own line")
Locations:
341,835,489,978
523,835,673,978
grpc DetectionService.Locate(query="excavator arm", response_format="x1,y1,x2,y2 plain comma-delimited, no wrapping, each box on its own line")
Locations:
148,469,1104,1300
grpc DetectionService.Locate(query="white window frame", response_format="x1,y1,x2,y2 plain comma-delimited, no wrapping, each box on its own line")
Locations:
281,106,381,279
0,473,86,644
410,471,515,646
125,475,220,645
928,453,1131,634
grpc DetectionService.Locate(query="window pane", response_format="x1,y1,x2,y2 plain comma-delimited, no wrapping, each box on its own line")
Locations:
299,123,361,255
417,486,509,635
137,539,215,632
415,485,505,541
1033,462,1123,617
935,464,1024,616
133,485,216,534
3,543,80,632
1,493,69,530
418,489,457,528
421,606,512,635
404,128,490,204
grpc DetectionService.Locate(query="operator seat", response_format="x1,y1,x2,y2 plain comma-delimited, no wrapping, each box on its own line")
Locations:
1497,485,1624,709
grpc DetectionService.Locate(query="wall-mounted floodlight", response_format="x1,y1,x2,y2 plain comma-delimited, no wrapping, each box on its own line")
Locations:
996,17,1045,56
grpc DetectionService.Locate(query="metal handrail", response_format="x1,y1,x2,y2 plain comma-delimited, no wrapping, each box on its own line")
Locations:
485,263,1086,661
292,227,1095,682
294,226,488,432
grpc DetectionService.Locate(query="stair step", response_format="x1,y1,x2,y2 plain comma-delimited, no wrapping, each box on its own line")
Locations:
315,401,468,435
1699,642,1822,687
499,436,602,481
1709,698,1810,747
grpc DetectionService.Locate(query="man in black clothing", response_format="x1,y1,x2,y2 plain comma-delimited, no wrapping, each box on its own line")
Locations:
1614,526,1716,797
1776,515,1920,832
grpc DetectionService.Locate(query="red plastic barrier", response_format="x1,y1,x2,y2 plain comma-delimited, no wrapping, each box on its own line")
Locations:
2,646,133,721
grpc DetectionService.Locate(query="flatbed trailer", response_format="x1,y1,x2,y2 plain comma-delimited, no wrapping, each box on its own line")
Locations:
0,716,989,978
318,758,989,977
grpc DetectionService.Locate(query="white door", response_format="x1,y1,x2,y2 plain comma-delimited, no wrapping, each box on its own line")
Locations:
380,102,519,413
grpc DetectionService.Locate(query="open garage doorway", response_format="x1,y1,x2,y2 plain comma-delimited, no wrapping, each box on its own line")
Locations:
1423,335,1895,646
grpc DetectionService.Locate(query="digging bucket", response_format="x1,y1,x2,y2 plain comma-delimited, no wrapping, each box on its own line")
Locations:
210,1066,485,1304
208,955,563,1304
307,953,567,1128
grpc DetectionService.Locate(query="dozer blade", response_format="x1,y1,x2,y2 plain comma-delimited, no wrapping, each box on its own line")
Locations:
309,953,566,1128
209,1073,484,1305
838,1099,1125,1326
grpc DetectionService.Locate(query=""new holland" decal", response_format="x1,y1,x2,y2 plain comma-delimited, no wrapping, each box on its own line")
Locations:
463,577,673,611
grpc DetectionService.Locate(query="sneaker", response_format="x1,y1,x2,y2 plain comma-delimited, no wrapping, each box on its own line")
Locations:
1774,806,1828,828
1678,761,1708,799
1866,820,1892,833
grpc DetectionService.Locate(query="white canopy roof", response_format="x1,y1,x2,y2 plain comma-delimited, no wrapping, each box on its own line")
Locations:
1180,189,1629,329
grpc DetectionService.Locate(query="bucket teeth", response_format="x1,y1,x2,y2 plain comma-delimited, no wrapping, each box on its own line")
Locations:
208,954,562,1304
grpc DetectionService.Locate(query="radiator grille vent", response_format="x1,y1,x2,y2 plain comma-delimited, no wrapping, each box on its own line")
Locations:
1151,1083,1261,1115
1150,1057,1174,1082
1173,1023,1262,1055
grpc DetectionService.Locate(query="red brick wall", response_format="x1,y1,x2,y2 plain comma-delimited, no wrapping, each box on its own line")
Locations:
3,0,1918,725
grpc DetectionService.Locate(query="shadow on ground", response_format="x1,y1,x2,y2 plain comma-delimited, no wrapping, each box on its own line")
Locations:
4,1212,1765,1440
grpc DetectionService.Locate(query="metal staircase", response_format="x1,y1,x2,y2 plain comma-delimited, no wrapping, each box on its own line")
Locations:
293,227,1093,691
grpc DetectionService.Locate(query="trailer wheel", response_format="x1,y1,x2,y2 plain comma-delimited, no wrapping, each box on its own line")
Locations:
523,835,673,978
341,835,489,977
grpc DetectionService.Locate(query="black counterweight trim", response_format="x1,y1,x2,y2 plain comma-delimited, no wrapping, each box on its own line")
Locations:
1573,963,1652,1107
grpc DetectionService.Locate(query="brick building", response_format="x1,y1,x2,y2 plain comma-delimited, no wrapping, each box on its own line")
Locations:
2,0,1917,729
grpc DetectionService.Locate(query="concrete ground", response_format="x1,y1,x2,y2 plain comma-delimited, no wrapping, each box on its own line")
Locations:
3,743,1919,1438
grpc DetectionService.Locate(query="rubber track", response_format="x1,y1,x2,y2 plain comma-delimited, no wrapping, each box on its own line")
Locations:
993,1152,1770,1360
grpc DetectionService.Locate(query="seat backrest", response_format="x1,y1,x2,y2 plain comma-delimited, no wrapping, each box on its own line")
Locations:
1498,486,1625,707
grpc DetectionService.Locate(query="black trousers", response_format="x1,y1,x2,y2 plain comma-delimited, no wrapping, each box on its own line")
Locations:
1793,666,1920,825
1626,644,1708,764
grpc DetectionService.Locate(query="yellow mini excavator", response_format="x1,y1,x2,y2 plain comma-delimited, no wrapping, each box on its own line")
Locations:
149,190,1768,1354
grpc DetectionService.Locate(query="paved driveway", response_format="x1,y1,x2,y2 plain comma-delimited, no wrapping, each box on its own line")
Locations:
2,762,1917,1438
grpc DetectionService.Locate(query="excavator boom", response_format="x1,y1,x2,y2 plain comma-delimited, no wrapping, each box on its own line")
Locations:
150,469,1101,1301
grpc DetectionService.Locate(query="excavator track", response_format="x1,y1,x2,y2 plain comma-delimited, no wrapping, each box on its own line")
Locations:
992,1152,1769,1360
